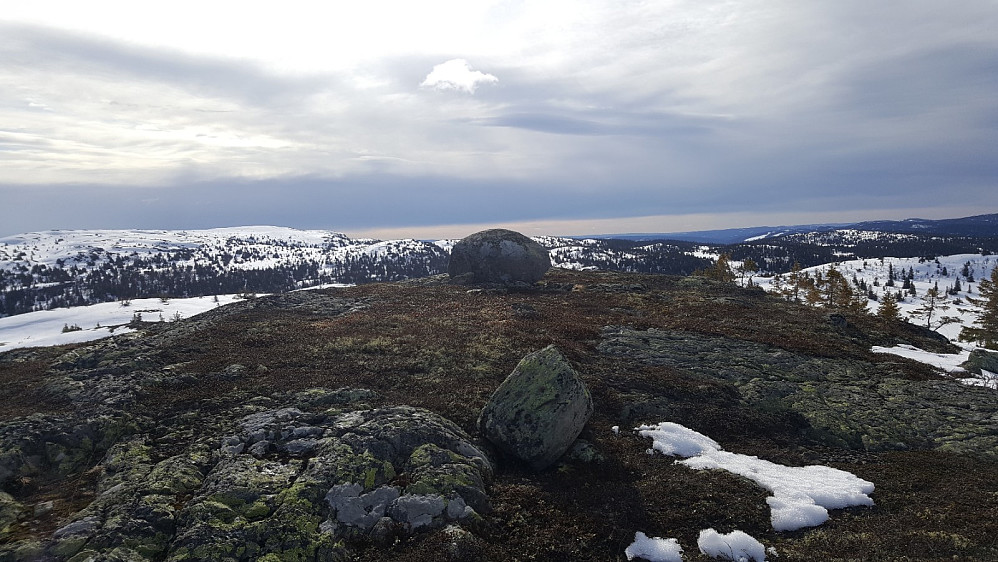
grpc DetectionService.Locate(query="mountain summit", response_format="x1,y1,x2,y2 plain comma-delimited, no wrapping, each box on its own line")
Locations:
1,268,995,560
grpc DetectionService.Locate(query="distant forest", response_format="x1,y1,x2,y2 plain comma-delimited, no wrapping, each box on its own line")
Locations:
2,233,997,318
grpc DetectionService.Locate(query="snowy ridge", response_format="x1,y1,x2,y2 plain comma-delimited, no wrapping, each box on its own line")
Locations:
757,253,998,388
0,227,449,316
757,253,996,342
0,228,718,318
777,229,924,247
0,294,248,351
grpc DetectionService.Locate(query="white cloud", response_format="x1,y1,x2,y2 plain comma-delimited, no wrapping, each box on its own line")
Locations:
420,59,498,94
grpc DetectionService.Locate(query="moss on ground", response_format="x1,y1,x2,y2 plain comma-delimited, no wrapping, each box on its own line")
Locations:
1,269,996,560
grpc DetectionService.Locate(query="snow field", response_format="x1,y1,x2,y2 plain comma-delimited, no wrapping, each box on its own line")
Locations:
756,253,996,342
756,253,998,388
0,227,440,291
0,294,247,351
635,422,875,532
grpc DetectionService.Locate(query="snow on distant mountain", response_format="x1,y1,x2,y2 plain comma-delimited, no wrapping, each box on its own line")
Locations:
592,213,998,244
0,227,448,317
0,227,718,319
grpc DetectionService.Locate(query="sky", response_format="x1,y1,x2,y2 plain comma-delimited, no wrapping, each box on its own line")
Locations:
2,1,997,239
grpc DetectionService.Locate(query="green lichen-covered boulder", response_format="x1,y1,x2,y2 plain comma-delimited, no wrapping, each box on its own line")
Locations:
962,349,998,375
447,229,550,285
0,491,22,539
478,345,594,470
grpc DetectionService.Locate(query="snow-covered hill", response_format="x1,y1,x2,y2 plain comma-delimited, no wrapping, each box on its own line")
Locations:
0,228,717,318
0,293,249,351
758,253,996,342
0,227,449,316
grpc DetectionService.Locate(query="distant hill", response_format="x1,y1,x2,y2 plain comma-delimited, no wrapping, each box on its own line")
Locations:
589,213,998,244
3,213,998,318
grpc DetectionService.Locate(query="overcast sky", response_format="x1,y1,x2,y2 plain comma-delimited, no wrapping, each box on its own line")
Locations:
2,1,997,239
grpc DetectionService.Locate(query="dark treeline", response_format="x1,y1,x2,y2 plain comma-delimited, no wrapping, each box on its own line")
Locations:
0,248,449,317
721,235,998,273
4,232,998,318
549,240,712,276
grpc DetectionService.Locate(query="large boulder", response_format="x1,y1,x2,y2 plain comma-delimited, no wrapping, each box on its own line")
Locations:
478,346,594,470
448,229,551,285
962,349,998,375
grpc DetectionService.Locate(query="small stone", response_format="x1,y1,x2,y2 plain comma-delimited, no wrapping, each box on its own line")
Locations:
247,441,271,458
441,524,482,561
326,484,401,531
369,516,399,546
564,439,604,464
33,500,54,518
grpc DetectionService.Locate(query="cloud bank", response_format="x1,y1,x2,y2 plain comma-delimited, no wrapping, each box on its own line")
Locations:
1,1,996,236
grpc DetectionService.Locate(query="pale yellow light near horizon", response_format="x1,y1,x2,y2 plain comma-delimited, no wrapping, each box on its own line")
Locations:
345,205,988,241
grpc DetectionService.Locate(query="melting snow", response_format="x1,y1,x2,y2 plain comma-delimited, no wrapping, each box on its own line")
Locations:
625,532,684,562
636,422,875,532
870,344,997,389
697,529,767,562
870,344,969,373
0,294,247,351
963,369,998,389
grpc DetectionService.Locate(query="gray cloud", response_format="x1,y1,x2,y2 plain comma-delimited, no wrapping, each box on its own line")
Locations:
1,2,997,237
0,23,330,106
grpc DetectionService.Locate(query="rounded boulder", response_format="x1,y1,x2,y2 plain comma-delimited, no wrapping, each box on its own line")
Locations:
448,229,550,285
478,345,594,470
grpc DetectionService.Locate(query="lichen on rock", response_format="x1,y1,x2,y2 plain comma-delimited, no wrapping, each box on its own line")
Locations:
478,345,594,470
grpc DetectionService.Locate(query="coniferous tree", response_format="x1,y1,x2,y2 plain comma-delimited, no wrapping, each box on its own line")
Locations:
781,261,806,303
917,285,943,329
736,257,758,287
961,266,998,349
698,254,736,283
877,291,901,321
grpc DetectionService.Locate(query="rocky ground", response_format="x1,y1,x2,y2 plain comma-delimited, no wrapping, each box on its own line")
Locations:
1,269,997,561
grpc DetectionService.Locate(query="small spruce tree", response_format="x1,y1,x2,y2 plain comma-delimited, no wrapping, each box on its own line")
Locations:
877,291,901,321
781,261,806,303
960,266,998,349
917,285,943,329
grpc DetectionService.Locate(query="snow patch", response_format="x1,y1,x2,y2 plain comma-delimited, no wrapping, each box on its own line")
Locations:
636,422,875,531
962,369,998,389
870,344,969,373
639,421,720,457
625,531,684,562
697,528,767,561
